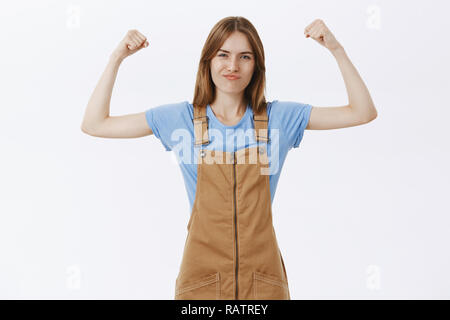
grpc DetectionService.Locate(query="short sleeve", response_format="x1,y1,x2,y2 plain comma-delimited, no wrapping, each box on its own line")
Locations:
145,101,188,151
272,100,313,149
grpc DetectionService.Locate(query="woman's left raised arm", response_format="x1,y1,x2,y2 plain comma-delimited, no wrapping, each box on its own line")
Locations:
303,19,378,130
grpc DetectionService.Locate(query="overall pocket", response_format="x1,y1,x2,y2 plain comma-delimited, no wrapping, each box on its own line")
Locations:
253,271,289,300
175,272,220,300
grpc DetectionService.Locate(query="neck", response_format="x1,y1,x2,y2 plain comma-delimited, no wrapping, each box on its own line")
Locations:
210,91,247,118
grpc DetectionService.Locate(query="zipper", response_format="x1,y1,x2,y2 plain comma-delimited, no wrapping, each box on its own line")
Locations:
233,151,238,299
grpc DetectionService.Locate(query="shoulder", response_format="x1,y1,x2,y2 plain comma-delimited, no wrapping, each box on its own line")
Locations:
146,100,190,115
267,100,313,149
145,100,192,134
267,100,312,120
146,100,192,124
268,100,311,111
145,101,193,151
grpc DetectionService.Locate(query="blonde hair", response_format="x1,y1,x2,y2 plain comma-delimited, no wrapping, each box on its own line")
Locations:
192,16,267,115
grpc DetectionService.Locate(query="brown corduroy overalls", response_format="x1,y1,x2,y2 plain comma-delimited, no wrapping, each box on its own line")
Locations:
174,103,291,300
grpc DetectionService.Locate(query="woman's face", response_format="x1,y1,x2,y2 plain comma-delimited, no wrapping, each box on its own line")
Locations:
210,31,255,95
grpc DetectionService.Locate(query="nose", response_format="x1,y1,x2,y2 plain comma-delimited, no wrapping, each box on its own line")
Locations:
227,56,239,72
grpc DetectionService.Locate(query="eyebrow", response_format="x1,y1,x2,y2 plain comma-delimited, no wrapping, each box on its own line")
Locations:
218,49,254,55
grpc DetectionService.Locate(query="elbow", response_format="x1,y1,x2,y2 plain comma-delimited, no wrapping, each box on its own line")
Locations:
81,122,94,135
367,113,377,123
81,122,89,134
369,108,378,122
81,116,110,137
363,108,378,124
350,103,378,124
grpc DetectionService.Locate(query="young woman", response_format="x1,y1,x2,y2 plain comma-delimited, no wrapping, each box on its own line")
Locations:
81,16,377,300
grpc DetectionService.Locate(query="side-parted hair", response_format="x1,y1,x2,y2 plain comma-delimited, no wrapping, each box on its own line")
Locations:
192,16,267,115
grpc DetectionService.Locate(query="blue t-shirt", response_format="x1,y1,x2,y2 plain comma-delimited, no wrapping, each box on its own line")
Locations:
145,100,312,214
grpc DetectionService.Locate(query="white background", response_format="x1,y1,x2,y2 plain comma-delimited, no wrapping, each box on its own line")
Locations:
1,0,449,299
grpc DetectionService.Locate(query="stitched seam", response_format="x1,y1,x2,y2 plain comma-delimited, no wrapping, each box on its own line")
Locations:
236,163,240,300
187,149,202,230
231,155,236,299
216,273,220,300
176,275,219,295
253,273,257,299
255,273,288,289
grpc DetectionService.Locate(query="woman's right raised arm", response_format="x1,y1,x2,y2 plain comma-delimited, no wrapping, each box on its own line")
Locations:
81,29,153,138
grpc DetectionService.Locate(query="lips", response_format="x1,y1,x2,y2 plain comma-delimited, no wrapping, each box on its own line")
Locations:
224,74,240,80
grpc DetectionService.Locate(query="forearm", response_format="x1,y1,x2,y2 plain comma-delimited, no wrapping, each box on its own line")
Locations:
331,47,378,120
81,55,124,131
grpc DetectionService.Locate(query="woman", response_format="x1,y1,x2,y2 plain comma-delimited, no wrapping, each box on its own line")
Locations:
81,16,377,300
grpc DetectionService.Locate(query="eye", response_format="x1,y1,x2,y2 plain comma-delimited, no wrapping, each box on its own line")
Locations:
218,53,252,60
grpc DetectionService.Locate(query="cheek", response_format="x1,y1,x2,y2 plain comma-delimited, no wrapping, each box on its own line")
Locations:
244,64,255,77
211,61,223,73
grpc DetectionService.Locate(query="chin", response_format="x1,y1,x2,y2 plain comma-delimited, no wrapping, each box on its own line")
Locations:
220,87,245,94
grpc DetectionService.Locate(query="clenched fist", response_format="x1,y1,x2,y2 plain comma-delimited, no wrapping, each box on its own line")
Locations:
304,19,342,52
111,29,149,61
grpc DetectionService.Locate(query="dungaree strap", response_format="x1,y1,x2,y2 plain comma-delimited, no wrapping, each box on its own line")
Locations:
193,104,210,146
253,103,269,143
193,102,269,145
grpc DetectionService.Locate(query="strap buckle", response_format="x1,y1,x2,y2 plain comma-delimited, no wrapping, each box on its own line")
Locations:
253,114,268,121
255,135,270,143
192,115,209,123
253,115,270,143
193,115,210,146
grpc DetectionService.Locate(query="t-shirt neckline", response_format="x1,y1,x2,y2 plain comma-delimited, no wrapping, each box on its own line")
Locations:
206,102,251,129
